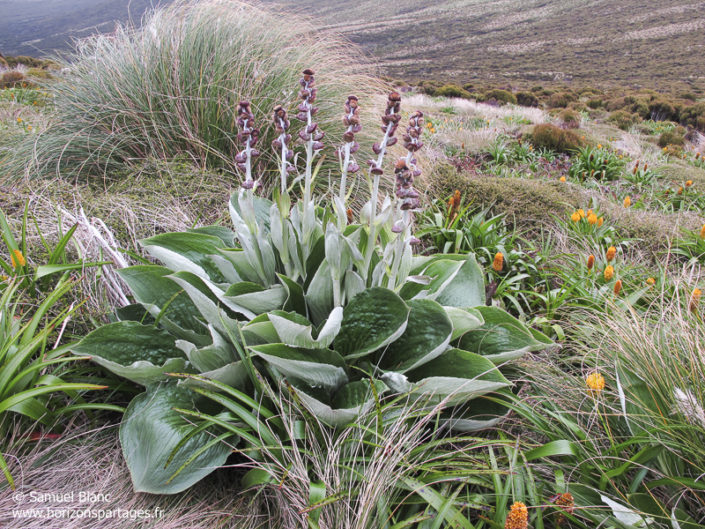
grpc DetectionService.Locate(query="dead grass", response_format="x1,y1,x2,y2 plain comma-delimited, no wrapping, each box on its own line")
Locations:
1,421,265,529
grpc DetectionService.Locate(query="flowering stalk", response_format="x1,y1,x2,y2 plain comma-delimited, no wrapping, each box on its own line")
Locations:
295,68,324,240
234,101,260,191
338,95,361,203
387,112,424,288
363,92,402,280
272,105,294,194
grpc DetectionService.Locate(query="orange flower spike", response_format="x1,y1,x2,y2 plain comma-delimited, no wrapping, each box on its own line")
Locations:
598,217,604,227
578,208,586,218
559,176,566,182
646,277,656,286
493,252,504,272
587,213,598,225
690,288,702,312
700,223,705,239
504,501,528,529
614,279,622,296
571,211,580,222
555,492,575,514
643,163,648,171
686,180,693,187
346,208,354,224
606,246,616,261
623,196,631,208
678,187,684,195
604,265,614,281
586,372,606,393
587,254,595,270
10,249,26,268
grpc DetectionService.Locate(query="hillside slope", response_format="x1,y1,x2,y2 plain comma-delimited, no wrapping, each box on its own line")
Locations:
263,0,705,90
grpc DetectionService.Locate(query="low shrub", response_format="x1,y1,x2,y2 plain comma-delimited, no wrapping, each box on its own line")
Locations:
0,71,25,89
547,91,574,108
648,99,678,121
528,123,583,153
680,103,705,131
434,84,472,99
586,98,603,109
658,127,686,147
558,108,580,128
516,91,539,107
607,109,640,130
483,89,517,105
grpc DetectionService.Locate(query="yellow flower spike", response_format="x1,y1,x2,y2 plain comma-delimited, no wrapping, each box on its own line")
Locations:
700,224,705,239
587,213,597,225
613,279,622,296
677,187,683,195
17,117,22,123
663,146,668,152
623,196,631,208
587,254,595,270
10,249,26,268
492,252,504,272
578,208,585,218
504,501,528,529
597,217,604,227
586,209,593,216
559,176,566,182
604,265,614,281
597,143,602,149
606,246,616,261
646,277,656,286
686,180,693,187
586,372,606,393
571,211,580,222
690,288,702,313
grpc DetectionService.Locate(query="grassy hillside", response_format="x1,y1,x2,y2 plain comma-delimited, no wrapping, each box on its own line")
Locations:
263,0,705,91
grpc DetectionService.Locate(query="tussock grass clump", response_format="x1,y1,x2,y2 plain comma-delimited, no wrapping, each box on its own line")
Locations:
0,71,25,89
9,0,384,185
528,123,583,153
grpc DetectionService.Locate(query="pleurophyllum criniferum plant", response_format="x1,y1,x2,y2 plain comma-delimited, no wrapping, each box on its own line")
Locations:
74,69,553,494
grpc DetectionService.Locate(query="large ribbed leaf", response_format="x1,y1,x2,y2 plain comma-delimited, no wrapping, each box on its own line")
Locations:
120,385,231,494
268,308,343,349
305,259,334,326
432,255,485,307
223,282,286,317
457,306,553,363
377,299,452,373
334,288,410,359
175,326,237,373
250,344,347,392
445,306,484,341
141,232,227,282
406,349,510,406
72,321,188,386
117,265,205,338
168,272,237,337
292,379,386,427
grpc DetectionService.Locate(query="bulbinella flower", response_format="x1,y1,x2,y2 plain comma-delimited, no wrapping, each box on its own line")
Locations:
493,252,504,272
11,249,26,268
606,246,616,261
587,254,595,270
587,213,597,225
686,180,693,187
614,279,622,295
597,217,604,227
604,265,614,281
700,224,705,239
623,196,631,208
504,501,528,529
586,372,605,393
646,277,656,286
689,288,702,312
559,176,566,182
571,211,580,222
